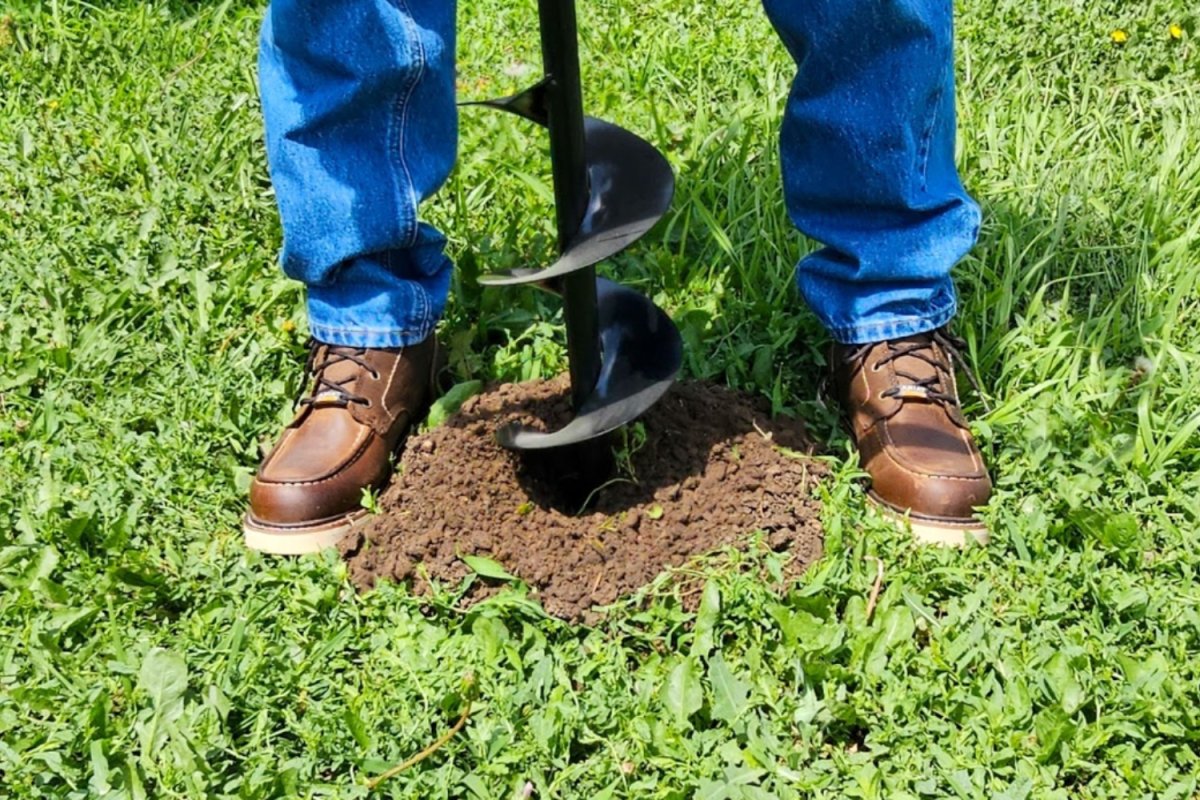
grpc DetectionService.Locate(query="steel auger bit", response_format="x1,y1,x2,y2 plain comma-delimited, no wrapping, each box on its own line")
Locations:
495,277,682,450
466,0,681,451
467,89,676,287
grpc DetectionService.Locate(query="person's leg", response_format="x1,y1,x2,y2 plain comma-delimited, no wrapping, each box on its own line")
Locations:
761,0,980,342
259,0,457,348
762,0,991,545
247,0,457,554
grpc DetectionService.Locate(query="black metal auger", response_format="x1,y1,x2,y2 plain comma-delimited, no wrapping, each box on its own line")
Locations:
467,0,682,451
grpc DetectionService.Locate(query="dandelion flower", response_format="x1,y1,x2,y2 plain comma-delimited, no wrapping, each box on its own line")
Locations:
1132,356,1155,383
1110,29,1129,44
1169,24,1183,40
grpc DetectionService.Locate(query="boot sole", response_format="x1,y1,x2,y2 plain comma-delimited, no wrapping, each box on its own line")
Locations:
243,511,367,556
867,494,989,548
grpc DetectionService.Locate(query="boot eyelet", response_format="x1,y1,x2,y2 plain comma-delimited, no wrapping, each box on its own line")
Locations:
371,370,381,380
870,363,882,373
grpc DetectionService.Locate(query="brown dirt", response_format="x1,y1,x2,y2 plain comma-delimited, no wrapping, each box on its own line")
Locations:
341,377,827,622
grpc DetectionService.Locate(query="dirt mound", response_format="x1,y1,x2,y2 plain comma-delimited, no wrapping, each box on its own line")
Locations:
341,377,826,622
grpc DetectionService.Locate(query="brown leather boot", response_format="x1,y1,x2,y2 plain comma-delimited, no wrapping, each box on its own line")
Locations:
244,335,438,555
830,328,991,546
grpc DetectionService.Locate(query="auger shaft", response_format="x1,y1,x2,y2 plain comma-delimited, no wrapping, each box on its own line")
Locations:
537,0,601,411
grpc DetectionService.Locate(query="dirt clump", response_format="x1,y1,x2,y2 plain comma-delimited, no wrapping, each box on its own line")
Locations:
341,377,826,622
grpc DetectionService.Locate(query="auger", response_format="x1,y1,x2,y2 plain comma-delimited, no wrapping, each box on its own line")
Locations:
467,0,682,451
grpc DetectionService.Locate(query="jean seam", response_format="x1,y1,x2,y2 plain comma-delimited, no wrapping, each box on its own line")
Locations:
391,0,426,250
387,248,432,328
312,323,424,335
824,300,956,344
917,81,944,192
416,270,430,327
309,318,436,349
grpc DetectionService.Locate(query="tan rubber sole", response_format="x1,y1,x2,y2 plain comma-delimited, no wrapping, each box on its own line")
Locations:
243,510,367,556
868,497,989,548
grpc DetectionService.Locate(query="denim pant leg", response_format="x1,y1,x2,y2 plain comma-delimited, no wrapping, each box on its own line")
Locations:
762,0,981,345
258,0,457,348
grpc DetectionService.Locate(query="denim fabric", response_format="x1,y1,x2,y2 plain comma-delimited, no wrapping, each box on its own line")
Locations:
762,0,981,343
259,0,979,347
258,0,457,347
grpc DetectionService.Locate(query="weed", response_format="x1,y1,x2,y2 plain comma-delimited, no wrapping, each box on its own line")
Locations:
613,421,648,484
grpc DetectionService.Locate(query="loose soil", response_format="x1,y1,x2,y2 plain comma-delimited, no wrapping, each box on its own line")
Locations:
341,377,827,622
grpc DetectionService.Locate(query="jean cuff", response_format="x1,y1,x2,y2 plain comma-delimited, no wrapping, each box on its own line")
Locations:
307,319,437,349
822,299,957,346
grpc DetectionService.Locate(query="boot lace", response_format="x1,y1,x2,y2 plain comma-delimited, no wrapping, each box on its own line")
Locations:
843,328,990,412
295,338,380,409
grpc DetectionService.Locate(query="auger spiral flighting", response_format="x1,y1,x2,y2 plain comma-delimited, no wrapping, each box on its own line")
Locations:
468,0,682,451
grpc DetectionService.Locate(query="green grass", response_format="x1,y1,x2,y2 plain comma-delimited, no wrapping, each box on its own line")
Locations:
2,0,1199,797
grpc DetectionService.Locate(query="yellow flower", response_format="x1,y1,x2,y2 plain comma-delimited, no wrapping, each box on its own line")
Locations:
1110,29,1129,44
1169,24,1183,40
280,319,296,333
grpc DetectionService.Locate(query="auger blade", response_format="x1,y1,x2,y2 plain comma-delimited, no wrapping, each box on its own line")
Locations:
496,277,682,450
464,80,552,127
468,83,675,287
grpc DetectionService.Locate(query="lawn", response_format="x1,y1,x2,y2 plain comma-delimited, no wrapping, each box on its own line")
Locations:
2,0,1199,797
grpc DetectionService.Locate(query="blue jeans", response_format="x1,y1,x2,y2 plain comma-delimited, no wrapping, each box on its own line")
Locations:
259,0,980,347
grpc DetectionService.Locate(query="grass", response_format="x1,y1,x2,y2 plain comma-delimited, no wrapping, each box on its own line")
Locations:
1,0,1199,797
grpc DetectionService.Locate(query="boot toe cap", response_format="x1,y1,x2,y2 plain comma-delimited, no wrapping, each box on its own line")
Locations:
248,431,390,528
871,471,992,524
247,477,367,528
